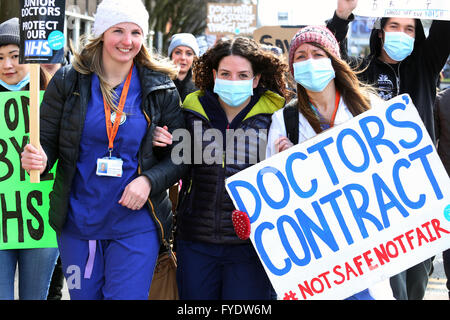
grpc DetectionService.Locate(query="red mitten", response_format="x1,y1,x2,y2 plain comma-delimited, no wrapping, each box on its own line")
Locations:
232,210,251,240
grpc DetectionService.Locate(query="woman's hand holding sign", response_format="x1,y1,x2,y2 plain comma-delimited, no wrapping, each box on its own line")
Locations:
274,136,294,153
21,143,48,175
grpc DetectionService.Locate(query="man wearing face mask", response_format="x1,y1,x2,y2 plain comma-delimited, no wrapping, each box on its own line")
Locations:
327,0,450,144
326,0,450,300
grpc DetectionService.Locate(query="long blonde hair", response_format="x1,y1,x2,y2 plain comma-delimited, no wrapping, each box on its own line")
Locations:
71,35,178,112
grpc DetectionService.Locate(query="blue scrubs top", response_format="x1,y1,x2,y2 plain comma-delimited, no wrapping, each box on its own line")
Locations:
65,65,156,239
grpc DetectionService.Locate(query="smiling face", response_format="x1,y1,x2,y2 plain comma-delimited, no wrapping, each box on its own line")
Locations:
102,22,144,66
0,44,29,85
171,45,195,75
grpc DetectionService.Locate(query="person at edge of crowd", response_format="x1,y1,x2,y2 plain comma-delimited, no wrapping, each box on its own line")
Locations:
326,0,450,300
265,25,394,300
434,87,450,299
44,53,71,300
168,33,200,103
20,0,186,300
0,17,59,300
166,33,200,222
152,37,291,299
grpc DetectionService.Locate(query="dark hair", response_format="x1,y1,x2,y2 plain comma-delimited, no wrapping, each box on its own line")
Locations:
192,37,291,100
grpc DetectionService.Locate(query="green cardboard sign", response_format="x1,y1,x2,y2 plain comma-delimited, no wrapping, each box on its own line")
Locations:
0,91,57,250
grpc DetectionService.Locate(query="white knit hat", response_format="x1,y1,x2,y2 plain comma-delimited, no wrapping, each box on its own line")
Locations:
93,0,149,38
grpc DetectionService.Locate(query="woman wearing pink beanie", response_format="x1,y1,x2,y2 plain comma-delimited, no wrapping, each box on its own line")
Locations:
266,25,394,300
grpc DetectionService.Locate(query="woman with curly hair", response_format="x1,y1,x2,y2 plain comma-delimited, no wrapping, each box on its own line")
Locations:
152,36,290,299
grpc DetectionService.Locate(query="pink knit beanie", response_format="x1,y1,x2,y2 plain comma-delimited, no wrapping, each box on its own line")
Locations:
288,25,340,75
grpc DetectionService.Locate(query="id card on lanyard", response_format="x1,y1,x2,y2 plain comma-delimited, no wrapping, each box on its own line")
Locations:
96,63,133,178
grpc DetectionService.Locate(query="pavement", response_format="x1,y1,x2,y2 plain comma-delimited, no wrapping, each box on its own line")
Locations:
14,252,448,300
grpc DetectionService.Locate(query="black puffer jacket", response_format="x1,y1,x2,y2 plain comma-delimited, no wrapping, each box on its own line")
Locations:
176,90,285,245
39,63,187,249
173,68,198,103
327,13,450,143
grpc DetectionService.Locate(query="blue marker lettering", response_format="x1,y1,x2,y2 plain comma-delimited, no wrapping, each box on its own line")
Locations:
307,137,339,185
256,166,290,210
285,152,318,199
343,183,384,239
385,102,423,149
277,215,311,267
372,173,410,229
409,145,443,200
255,222,291,276
359,115,399,163
336,128,370,173
392,158,426,209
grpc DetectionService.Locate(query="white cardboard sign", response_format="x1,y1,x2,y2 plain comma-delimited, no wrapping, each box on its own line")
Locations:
354,0,450,20
226,95,450,300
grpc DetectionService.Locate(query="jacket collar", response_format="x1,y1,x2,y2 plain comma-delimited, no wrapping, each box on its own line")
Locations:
135,62,176,95
183,89,285,121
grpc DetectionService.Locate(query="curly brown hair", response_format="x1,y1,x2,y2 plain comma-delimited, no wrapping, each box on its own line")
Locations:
192,37,292,100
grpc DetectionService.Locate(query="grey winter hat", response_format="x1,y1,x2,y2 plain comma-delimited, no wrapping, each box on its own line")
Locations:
0,18,20,47
168,33,200,57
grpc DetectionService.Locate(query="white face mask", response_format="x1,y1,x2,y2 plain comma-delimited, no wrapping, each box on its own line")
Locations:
383,32,415,62
213,78,254,107
293,58,335,92
0,73,30,91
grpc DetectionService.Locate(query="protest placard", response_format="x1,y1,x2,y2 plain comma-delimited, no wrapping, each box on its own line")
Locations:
206,3,257,36
253,26,301,58
0,91,57,250
226,94,450,300
19,0,66,183
19,0,66,64
354,0,450,20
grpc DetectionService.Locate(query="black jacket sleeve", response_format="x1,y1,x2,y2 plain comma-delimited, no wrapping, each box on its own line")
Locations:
39,66,70,175
421,20,450,77
326,11,367,70
142,88,188,196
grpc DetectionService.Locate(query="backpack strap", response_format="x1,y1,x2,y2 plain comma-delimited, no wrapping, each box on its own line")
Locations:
283,105,299,145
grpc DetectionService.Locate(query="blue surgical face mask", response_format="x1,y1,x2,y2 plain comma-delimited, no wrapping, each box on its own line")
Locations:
0,73,30,91
383,31,415,62
293,58,335,92
213,78,254,107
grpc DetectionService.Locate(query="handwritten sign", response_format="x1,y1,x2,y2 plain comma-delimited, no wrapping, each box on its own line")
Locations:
354,0,450,20
253,26,301,58
226,95,450,300
206,3,257,36
0,92,57,250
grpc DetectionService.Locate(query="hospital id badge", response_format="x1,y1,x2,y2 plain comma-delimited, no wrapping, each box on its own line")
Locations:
96,157,123,177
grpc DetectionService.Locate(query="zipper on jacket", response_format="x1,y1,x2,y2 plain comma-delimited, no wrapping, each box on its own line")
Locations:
382,60,402,96
215,156,226,240
138,164,168,248
140,108,168,249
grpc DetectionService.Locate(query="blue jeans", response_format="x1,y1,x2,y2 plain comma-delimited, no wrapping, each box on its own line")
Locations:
0,248,59,300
